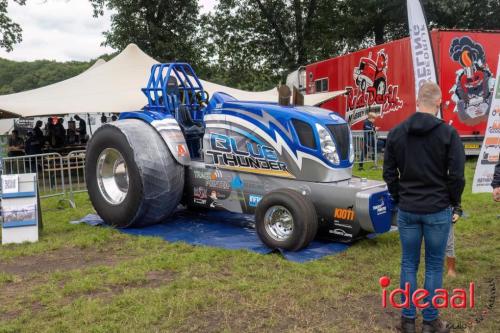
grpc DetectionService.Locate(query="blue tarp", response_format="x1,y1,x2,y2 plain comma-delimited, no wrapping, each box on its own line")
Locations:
75,209,356,263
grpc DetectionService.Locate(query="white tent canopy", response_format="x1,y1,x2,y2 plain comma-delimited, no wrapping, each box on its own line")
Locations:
0,44,344,119
85,58,106,72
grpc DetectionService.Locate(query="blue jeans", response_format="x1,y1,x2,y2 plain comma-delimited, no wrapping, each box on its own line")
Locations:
398,208,452,321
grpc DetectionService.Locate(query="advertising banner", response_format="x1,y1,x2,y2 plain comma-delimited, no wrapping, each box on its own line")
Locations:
407,0,437,96
472,55,500,193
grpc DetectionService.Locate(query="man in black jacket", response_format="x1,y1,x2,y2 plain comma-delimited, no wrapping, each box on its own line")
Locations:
383,82,465,333
493,160,500,202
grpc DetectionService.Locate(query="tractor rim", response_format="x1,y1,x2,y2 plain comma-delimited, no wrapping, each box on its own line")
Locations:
264,205,294,241
96,148,129,205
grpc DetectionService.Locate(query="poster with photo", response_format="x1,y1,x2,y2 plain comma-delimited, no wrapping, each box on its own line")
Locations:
2,204,37,227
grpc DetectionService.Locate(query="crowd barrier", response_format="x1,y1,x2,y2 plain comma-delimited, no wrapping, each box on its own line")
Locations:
351,130,380,167
1,151,87,207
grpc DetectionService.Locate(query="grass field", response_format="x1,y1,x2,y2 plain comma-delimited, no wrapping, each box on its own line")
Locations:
0,160,498,332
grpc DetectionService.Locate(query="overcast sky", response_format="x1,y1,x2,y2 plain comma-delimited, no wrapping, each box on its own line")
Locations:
0,0,218,62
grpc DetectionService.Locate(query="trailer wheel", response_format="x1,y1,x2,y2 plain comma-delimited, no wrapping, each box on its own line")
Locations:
255,189,317,251
85,119,184,228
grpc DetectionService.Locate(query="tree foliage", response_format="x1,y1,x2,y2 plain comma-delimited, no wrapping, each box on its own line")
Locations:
89,0,204,65
205,0,343,70
425,0,500,31
0,57,109,94
0,0,25,52
1,0,499,93
202,0,347,89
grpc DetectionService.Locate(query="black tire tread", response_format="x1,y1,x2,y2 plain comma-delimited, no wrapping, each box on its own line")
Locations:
85,119,184,228
255,188,317,251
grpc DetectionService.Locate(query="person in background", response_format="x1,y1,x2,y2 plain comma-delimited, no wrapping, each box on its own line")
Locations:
45,117,57,147
111,114,118,121
492,160,500,202
101,113,107,124
24,130,42,155
383,82,465,333
74,115,87,143
33,120,44,142
54,118,66,147
445,203,462,278
7,129,24,157
359,111,379,170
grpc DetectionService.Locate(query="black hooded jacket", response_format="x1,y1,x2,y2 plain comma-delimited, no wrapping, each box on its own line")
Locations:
383,112,465,214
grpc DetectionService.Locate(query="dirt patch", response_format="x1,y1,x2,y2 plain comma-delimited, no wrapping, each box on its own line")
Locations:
70,269,177,301
0,246,135,278
0,269,176,322
0,245,139,322
174,291,406,333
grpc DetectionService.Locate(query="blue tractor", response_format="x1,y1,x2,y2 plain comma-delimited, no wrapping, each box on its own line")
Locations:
85,63,395,251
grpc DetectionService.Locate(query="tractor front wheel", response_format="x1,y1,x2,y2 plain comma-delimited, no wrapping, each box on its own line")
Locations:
255,189,318,251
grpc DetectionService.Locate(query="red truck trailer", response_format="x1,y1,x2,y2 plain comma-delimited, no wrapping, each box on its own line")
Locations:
287,30,500,155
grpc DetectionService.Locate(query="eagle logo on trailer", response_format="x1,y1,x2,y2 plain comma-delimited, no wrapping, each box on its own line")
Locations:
345,49,403,125
449,36,496,126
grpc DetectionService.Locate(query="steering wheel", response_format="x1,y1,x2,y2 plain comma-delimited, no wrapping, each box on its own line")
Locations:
196,90,210,106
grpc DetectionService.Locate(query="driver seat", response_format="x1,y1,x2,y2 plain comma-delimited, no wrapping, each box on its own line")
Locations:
166,77,205,158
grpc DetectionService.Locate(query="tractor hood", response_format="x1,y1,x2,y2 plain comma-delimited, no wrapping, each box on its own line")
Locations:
203,92,354,183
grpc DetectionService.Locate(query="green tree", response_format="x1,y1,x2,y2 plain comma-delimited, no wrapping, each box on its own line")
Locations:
202,0,346,89
89,0,204,65
206,0,343,71
0,0,25,51
0,57,108,94
337,0,407,47
424,0,500,30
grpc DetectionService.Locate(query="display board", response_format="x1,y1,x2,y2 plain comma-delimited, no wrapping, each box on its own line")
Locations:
1,173,40,244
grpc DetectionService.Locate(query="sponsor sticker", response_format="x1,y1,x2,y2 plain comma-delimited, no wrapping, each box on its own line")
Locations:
334,208,355,221
329,228,353,238
177,144,188,157
373,201,387,215
193,186,207,205
231,175,244,190
193,169,211,180
249,194,262,207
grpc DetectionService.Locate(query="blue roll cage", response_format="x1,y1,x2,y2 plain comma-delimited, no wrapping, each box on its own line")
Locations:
141,63,207,121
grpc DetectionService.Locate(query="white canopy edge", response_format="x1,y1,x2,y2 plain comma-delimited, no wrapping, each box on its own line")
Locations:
0,44,343,119
84,58,106,72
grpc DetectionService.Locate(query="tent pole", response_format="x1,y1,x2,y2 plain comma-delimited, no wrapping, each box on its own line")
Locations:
87,113,93,136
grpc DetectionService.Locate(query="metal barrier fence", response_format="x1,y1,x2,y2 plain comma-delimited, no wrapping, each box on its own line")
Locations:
1,151,87,207
65,150,87,207
351,130,379,168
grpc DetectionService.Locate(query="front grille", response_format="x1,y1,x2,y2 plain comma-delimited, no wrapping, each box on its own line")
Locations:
327,124,350,160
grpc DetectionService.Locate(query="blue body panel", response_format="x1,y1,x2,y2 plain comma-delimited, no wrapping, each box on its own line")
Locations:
368,191,394,233
119,110,173,123
205,92,352,169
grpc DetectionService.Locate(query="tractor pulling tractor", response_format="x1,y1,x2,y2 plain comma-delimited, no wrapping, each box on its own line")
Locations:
85,63,396,251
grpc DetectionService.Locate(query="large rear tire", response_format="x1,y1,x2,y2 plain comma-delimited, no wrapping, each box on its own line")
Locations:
255,189,318,251
85,119,184,228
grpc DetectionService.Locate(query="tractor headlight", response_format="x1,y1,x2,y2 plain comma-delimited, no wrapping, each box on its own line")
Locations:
315,124,340,165
349,131,355,164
